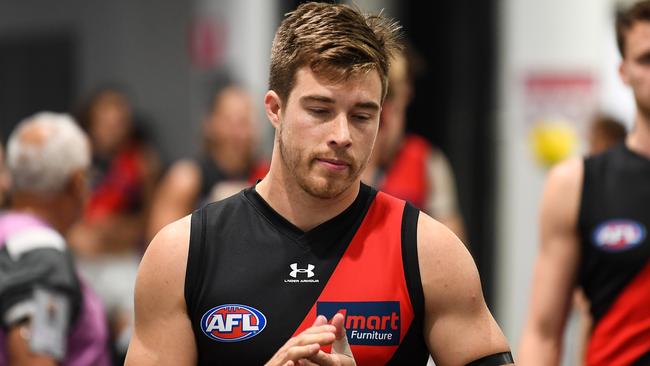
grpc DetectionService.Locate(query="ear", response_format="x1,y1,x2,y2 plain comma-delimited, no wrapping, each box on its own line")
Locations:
264,90,282,129
66,169,89,202
619,60,631,86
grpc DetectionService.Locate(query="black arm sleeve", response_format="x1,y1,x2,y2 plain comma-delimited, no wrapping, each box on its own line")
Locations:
465,352,514,366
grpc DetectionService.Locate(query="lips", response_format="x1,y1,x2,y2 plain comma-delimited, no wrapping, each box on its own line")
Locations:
316,158,351,171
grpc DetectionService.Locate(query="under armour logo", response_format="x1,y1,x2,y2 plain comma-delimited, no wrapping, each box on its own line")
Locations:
290,263,315,278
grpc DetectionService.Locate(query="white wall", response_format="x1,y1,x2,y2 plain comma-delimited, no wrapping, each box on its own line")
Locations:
496,0,630,359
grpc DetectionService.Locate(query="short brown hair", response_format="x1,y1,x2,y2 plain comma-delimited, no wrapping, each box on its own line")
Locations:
591,114,627,141
269,2,402,104
616,0,650,57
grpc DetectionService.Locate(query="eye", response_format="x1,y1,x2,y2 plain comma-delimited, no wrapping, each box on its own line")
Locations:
351,114,372,122
308,108,330,117
638,53,650,65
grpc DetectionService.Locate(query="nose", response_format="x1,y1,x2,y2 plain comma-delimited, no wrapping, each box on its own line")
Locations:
328,114,352,149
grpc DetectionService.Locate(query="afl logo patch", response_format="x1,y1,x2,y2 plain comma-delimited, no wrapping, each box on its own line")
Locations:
200,304,267,342
593,220,646,252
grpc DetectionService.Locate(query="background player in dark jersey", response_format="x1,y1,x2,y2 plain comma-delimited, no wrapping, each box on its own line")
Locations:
146,83,269,241
126,3,512,365
519,2,650,365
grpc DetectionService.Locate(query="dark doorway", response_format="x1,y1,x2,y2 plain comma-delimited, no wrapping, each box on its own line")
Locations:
402,1,498,307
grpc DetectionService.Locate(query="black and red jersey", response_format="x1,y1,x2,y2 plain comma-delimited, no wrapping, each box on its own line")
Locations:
578,143,650,366
184,183,429,365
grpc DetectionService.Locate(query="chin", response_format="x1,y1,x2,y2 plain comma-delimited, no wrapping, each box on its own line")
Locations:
299,176,354,199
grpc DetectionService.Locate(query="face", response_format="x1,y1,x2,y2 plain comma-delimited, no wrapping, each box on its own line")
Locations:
620,21,650,118
89,91,132,155
267,67,383,199
205,88,256,159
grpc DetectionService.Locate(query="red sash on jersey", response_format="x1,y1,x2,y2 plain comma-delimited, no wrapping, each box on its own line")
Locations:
291,192,415,365
586,260,650,365
381,135,431,210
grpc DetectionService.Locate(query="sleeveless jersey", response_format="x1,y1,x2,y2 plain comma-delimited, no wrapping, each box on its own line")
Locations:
185,183,429,365
578,143,650,366
381,135,431,210
0,212,111,366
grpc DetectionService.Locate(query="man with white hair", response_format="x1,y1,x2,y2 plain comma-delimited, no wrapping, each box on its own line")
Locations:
0,112,111,365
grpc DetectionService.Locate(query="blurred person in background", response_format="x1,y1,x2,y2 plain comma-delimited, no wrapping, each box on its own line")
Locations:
0,142,10,209
588,113,627,155
146,82,268,240
67,86,160,364
0,112,111,365
520,2,650,365
362,45,465,241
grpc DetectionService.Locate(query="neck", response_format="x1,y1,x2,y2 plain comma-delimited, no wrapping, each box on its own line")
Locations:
255,148,360,232
627,112,650,158
11,193,69,234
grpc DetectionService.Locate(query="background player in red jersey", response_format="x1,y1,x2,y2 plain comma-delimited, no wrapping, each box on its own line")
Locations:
519,2,650,365
363,45,466,241
126,3,512,365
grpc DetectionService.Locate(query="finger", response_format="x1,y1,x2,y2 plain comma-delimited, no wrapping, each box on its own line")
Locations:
307,350,333,366
312,314,328,326
297,359,319,366
309,351,358,366
292,332,336,347
285,343,321,362
331,313,346,339
331,314,353,358
283,362,295,366
299,324,337,336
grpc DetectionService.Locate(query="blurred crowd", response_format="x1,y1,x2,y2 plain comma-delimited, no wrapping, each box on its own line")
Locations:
0,81,272,364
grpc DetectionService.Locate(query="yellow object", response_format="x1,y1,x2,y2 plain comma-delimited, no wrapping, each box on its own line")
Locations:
529,119,578,167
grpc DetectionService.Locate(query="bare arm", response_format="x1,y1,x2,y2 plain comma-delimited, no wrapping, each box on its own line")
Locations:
125,216,197,365
146,160,201,242
425,150,466,242
518,158,583,365
419,213,512,365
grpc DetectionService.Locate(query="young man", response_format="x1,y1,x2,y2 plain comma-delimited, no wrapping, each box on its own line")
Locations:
519,2,650,365
126,3,512,365
0,112,111,365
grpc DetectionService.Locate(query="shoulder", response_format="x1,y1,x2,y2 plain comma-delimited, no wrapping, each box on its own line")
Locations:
162,159,202,193
540,157,584,227
416,212,480,311
546,157,584,191
143,215,191,269
138,216,192,301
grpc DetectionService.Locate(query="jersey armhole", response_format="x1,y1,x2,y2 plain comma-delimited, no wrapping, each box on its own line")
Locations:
401,203,424,321
577,157,590,233
185,208,207,317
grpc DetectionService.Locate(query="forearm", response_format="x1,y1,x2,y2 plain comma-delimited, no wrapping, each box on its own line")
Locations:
518,330,562,366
